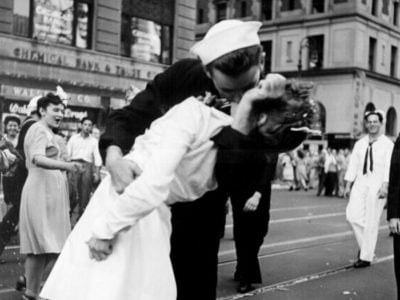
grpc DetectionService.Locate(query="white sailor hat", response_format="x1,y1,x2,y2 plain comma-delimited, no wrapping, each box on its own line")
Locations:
190,19,262,66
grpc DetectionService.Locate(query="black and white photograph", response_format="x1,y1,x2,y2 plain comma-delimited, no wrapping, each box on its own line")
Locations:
0,1,400,299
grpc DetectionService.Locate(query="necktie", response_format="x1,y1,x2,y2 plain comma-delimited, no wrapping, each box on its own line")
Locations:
362,142,374,175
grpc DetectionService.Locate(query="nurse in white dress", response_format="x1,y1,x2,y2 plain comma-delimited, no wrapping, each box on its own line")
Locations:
40,76,287,300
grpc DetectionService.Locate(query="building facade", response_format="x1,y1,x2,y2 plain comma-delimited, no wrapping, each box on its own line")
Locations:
196,0,400,149
0,0,196,137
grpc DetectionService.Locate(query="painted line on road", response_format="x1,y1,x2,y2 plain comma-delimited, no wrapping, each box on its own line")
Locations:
218,248,302,266
270,203,345,213
4,245,19,251
227,203,345,216
0,288,17,295
225,212,346,229
217,254,394,300
218,225,387,257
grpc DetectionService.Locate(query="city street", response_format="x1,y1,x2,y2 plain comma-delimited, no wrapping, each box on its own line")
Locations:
0,188,397,300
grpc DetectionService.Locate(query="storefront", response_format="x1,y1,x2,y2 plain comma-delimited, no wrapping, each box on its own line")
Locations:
0,85,105,139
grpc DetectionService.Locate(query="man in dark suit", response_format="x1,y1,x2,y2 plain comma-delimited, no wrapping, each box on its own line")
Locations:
388,134,400,300
99,20,306,300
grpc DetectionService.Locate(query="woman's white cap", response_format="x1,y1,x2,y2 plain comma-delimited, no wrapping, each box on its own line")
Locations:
26,95,41,115
190,20,262,66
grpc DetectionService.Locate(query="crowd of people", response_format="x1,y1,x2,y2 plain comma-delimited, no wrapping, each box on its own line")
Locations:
0,18,399,300
278,147,352,197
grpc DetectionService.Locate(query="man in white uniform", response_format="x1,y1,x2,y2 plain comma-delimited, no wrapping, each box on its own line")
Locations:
344,110,394,267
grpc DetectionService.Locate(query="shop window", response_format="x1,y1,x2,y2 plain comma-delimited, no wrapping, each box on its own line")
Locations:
312,0,324,13
216,2,227,22
391,46,398,77
369,37,377,71
394,2,399,26
261,0,273,20
261,40,272,74
307,35,324,69
281,0,302,11
12,0,30,37
120,16,172,65
386,107,397,137
14,0,93,49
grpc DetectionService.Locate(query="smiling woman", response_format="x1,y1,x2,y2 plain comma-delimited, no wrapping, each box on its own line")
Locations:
18,93,84,300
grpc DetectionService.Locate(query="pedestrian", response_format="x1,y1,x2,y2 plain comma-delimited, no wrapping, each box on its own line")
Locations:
281,152,295,190
67,117,102,217
0,97,40,266
324,148,337,196
316,148,326,196
295,149,309,191
19,94,83,300
387,132,400,300
40,76,315,300
3,115,21,147
344,110,393,268
2,115,21,210
95,19,308,300
336,149,346,197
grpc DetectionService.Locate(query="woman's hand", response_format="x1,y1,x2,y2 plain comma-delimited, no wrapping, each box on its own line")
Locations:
86,237,113,261
67,162,84,173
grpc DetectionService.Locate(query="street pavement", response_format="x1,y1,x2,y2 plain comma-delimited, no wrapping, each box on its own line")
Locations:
0,189,397,300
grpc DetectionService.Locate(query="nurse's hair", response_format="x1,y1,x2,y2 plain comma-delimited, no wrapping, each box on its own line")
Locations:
36,93,65,117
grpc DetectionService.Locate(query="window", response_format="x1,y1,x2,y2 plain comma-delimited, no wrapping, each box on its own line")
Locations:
312,0,324,13
12,0,30,37
261,0,273,20
391,46,397,77
333,0,348,3
394,2,399,26
307,35,324,69
386,107,397,136
371,0,378,16
369,37,377,71
120,16,172,65
197,8,204,24
281,0,301,11
240,1,247,17
261,40,272,74
14,0,93,49
382,0,389,15
286,41,292,62
216,2,227,22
